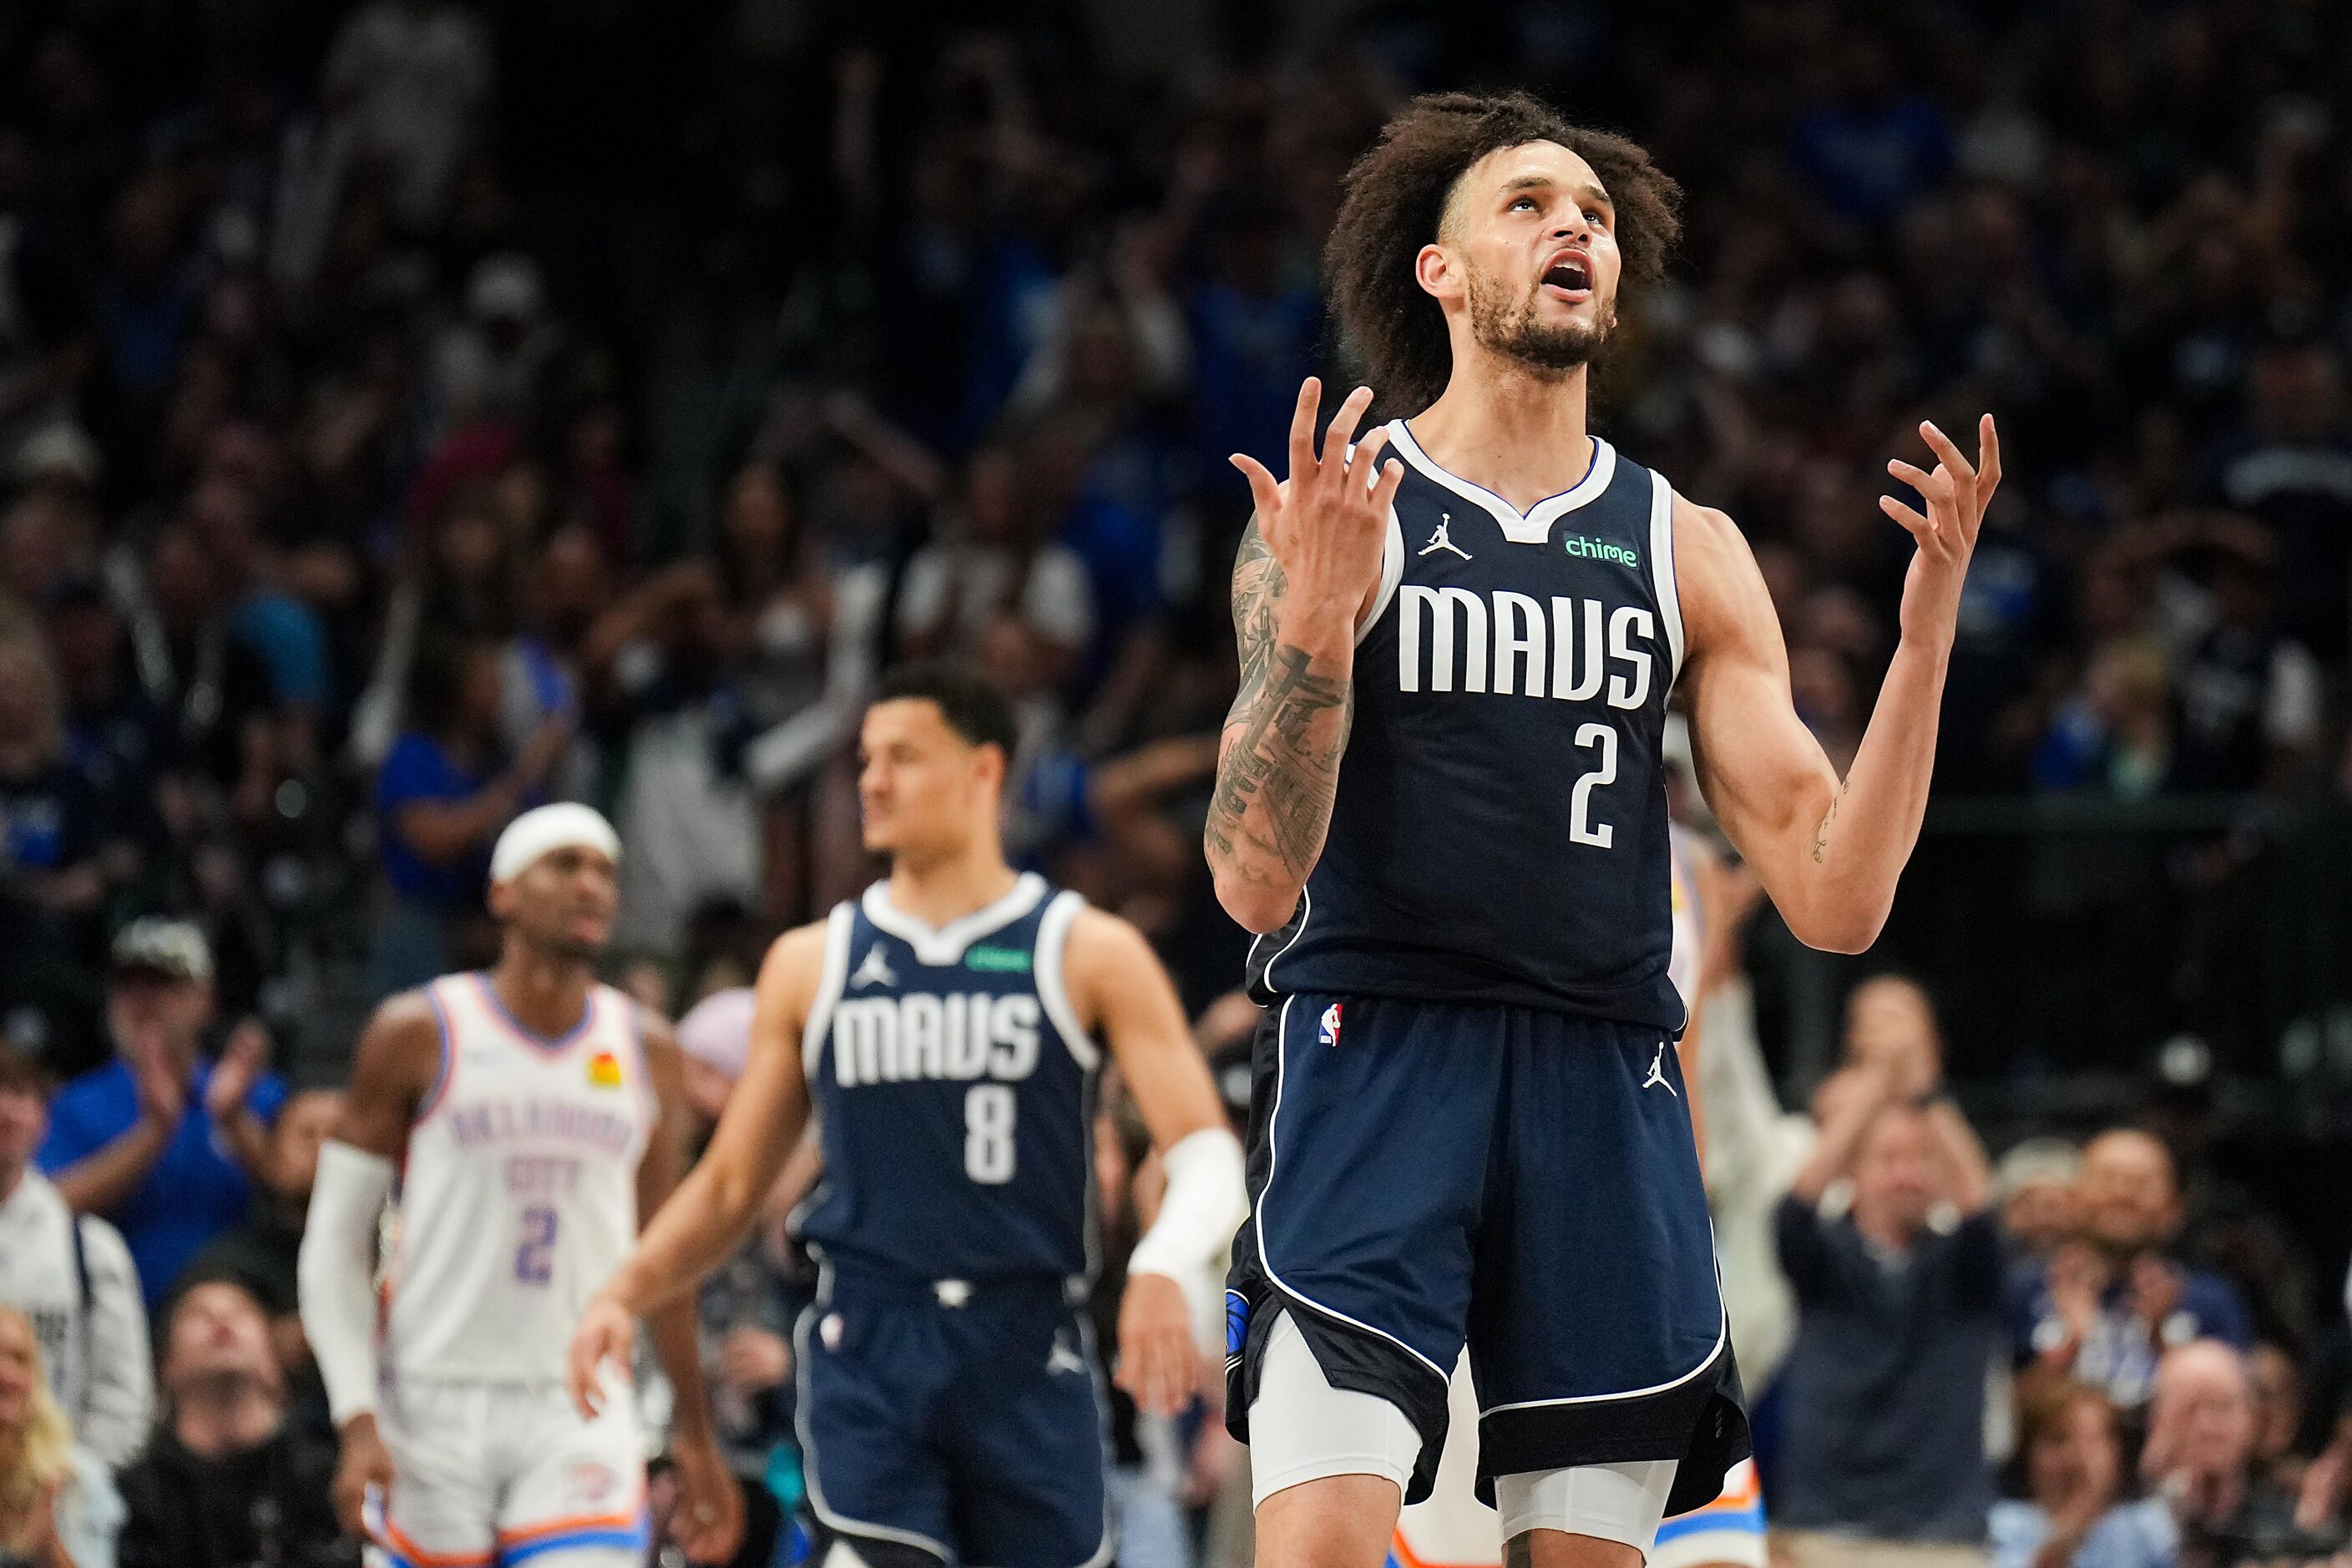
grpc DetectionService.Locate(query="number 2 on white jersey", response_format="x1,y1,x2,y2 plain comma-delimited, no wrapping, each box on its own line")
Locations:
515,1205,558,1284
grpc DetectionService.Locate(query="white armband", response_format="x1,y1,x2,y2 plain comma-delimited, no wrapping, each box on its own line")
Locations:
1126,1127,1248,1282
296,1141,395,1427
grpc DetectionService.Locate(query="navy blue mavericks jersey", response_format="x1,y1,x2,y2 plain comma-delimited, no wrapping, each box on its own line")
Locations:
794,873,1101,1284
1250,419,1687,1032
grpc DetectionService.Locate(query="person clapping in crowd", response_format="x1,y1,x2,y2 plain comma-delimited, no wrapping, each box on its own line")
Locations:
36,923,283,1314
1990,1378,2174,1568
0,1306,119,1568
114,1277,347,1568
1773,994,2000,1568
2011,1131,2253,1419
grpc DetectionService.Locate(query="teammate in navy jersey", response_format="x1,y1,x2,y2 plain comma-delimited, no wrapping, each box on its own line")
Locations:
569,665,1246,1568
1203,93,2002,1568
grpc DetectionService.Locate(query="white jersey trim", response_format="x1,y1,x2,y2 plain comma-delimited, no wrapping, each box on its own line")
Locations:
1244,883,1312,998
859,873,1049,967
1254,995,1449,1387
802,903,858,1079
1387,419,1616,545
468,970,596,1055
1479,1262,1728,1417
1649,469,1686,686
1358,506,1407,645
1032,891,1100,1070
417,982,455,1120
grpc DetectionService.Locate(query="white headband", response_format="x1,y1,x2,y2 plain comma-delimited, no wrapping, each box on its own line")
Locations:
489,803,620,883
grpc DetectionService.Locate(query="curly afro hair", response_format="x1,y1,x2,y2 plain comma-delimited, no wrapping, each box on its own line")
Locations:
1325,92,1682,417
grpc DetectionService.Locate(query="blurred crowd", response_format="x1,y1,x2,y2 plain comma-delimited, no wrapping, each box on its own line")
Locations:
6,0,2352,1565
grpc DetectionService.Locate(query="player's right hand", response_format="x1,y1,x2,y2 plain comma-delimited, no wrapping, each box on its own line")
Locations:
567,1291,636,1419
331,1413,394,1541
1229,378,1406,632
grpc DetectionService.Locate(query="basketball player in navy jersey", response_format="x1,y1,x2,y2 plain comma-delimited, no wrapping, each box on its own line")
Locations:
1205,93,2000,1568
567,665,1247,1568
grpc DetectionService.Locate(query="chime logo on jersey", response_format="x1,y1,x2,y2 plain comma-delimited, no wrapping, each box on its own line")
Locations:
1318,1002,1343,1048
585,1050,623,1089
964,943,1032,974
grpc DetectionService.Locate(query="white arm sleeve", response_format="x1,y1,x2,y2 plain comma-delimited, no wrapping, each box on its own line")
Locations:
1125,1126,1248,1282
297,1141,396,1427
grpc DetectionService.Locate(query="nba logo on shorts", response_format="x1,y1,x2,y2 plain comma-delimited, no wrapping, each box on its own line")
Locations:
1318,1002,1343,1048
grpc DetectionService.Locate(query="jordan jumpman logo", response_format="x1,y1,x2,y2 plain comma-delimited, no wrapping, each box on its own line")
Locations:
1420,513,1471,560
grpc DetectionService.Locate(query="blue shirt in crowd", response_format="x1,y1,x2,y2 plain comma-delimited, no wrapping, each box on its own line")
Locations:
2006,1254,2253,1410
1989,1497,2177,1568
38,1058,287,1308
229,590,331,709
375,731,498,904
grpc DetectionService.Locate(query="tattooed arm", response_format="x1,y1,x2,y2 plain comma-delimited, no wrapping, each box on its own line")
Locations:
1677,416,2000,954
1206,380,1405,933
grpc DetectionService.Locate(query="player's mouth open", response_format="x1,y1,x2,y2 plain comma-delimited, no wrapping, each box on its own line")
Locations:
1541,252,1591,301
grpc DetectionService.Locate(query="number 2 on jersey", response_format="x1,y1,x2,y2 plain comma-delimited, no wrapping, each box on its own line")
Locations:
1569,721,1617,847
514,1204,559,1284
964,1084,1015,1184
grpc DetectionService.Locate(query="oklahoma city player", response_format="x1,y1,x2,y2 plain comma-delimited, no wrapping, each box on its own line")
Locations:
298,805,742,1567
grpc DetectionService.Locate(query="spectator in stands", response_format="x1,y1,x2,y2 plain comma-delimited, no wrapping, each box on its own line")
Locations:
0,1304,121,1568
38,921,284,1312
2012,1130,2253,1417
1999,1139,2083,1266
897,443,1095,680
0,1048,149,1473
321,0,494,234
0,634,118,1003
1773,1049,2000,1566
2248,1343,2306,1495
1989,1377,2174,1568
368,635,569,997
185,1089,341,1383
2143,1338,2340,1566
593,564,765,958
115,1277,347,1568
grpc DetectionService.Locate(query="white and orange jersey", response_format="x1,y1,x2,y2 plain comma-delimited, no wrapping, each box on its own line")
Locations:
387,972,655,1387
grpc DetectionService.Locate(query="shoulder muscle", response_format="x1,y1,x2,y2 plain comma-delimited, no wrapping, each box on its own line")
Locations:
334,990,444,1156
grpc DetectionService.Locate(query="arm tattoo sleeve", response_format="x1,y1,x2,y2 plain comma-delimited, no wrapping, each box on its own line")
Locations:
1204,521,1353,893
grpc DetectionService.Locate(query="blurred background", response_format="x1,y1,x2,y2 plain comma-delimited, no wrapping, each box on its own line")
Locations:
3,1,2352,1565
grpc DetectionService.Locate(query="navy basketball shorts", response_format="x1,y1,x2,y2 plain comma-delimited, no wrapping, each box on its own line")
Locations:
796,1269,1110,1567
1223,992,1748,1516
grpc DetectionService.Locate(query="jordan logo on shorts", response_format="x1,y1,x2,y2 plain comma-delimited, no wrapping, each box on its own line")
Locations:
1642,1041,1676,1095
1318,1002,1343,1048
1048,1331,1087,1377
850,944,897,989
1419,513,1471,560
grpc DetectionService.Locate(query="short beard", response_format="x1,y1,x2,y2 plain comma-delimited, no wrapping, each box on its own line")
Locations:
1467,262,1615,375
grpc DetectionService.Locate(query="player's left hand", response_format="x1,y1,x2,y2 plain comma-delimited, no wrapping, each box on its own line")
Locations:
1881,414,2002,642
666,1433,745,1565
1115,1270,1200,1416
